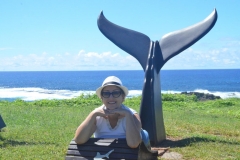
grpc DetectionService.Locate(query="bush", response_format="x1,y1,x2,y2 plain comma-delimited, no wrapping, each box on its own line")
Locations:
162,94,197,102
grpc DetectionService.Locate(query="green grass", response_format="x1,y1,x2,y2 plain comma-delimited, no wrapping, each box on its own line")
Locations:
0,94,239,160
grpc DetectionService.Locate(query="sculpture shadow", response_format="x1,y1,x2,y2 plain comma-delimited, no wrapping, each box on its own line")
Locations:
157,136,239,148
0,134,54,148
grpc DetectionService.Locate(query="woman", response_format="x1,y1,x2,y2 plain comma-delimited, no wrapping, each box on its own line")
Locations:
74,76,142,148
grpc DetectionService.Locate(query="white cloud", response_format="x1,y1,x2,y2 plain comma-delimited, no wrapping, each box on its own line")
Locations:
163,45,240,69
0,47,12,51
1,39,240,71
0,50,141,71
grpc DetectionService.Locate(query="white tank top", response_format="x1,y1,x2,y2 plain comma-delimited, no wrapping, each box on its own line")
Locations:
94,104,137,138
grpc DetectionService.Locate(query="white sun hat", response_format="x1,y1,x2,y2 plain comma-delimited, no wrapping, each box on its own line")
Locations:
96,76,128,98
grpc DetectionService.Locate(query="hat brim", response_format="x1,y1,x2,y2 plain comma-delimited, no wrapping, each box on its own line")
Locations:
96,84,128,98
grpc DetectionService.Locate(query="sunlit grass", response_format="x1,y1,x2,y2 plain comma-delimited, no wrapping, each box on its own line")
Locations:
0,94,239,160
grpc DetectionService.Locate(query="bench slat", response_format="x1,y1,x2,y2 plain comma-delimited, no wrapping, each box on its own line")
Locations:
69,142,134,149
70,138,129,145
68,145,138,154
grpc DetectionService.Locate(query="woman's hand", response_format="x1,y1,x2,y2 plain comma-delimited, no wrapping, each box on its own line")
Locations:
105,108,131,119
91,107,117,119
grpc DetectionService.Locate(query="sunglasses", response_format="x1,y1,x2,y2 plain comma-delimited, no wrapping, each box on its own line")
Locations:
101,91,122,98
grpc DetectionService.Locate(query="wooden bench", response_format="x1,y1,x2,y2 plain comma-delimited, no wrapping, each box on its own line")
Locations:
65,138,158,160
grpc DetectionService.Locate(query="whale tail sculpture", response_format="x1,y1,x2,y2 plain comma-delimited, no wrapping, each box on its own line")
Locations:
97,9,217,146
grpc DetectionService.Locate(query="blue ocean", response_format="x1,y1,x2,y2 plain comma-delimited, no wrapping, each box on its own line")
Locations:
0,69,239,101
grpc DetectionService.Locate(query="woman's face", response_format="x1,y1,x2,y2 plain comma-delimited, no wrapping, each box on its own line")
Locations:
101,85,125,110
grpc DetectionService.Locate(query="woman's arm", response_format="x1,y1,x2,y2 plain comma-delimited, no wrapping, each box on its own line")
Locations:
74,111,97,144
125,112,142,148
74,107,108,144
109,109,142,148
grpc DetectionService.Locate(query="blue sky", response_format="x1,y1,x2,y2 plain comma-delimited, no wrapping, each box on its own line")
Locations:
0,0,239,71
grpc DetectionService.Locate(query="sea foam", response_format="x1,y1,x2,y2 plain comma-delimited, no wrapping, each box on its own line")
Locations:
0,87,239,101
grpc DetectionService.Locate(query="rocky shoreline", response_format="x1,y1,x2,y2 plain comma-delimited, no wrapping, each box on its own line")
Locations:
180,92,221,101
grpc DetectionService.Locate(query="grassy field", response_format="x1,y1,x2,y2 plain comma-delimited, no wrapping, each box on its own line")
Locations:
0,94,239,160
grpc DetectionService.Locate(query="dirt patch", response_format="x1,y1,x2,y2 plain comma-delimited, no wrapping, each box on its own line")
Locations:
161,152,183,159
150,137,184,159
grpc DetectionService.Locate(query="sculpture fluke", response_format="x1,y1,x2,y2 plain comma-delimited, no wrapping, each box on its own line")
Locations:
159,9,218,71
97,11,150,71
97,9,217,73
